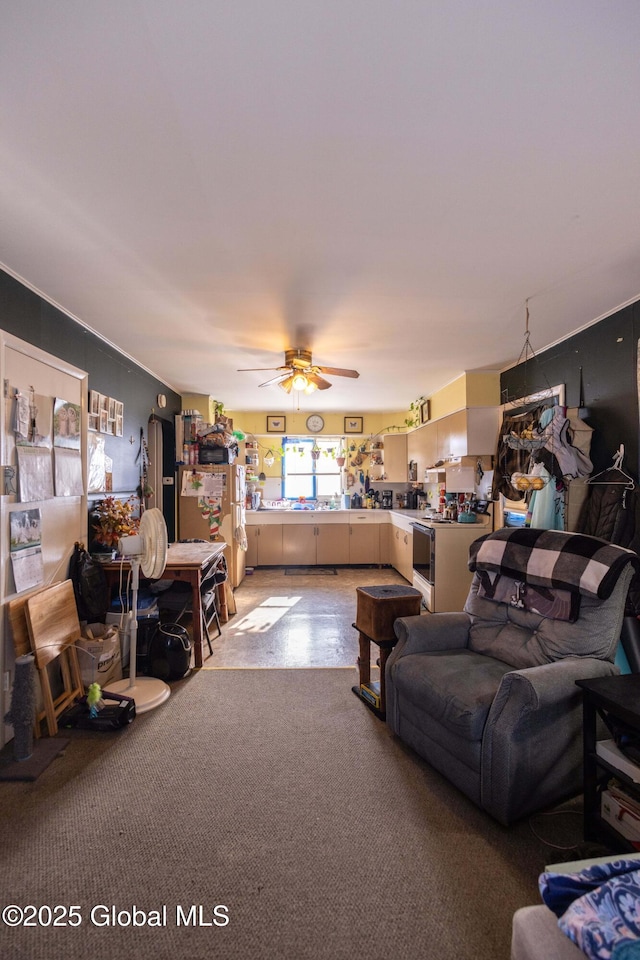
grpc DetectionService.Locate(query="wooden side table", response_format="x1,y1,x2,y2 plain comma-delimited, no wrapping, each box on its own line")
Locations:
352,585,422,719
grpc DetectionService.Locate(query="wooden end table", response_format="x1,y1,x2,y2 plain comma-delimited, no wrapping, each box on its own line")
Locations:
351,584,422,719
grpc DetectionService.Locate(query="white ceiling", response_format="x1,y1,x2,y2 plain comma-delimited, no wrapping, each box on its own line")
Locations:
2,1,640,414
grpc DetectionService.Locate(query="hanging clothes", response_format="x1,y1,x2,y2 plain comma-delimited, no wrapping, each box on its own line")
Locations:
577,469,640,615
528,464,564,530
534,406,593,483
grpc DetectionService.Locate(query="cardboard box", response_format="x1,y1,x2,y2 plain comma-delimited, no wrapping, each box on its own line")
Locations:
77,624,122,689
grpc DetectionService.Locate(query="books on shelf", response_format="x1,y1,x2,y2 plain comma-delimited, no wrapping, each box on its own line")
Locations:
359,680,381,710
601,784,640,848
596,739,640,782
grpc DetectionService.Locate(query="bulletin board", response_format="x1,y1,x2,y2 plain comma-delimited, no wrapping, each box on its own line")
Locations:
0,329,88,747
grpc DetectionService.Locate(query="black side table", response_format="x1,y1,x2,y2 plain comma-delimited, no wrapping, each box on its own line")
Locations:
576,674,640,851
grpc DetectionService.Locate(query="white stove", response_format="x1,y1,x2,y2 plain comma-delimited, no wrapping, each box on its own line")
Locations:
411,515,491,612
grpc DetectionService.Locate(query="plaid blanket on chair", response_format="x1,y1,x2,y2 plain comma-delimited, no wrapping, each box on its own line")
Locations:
468,528,639,600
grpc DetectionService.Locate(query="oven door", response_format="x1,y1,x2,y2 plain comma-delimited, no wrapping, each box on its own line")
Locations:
411,522,435,585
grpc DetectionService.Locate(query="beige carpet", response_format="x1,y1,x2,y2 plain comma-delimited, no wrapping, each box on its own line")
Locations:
0,668,582,960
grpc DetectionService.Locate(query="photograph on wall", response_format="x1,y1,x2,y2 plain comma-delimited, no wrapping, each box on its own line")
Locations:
10,507,44,592
53,397,81,449
115,400,124,436
87,433,107,493
13,387,52,447
344,416,363,434
16,445,54,502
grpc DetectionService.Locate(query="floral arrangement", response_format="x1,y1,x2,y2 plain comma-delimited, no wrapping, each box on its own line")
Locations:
91,496,139,549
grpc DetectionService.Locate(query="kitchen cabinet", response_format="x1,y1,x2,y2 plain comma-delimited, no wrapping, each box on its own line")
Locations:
387,514,414,582
379,523,391,565
246,524,283,566
349,521,380,564
407,421,438,483
389,525,412,582
381,433,408,482
282,524,317,565
369,433,407,483
437,408,499,461
282,522,351,566
316,524,350,565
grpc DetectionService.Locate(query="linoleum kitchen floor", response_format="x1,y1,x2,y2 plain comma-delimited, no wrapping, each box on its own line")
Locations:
205,566,411,668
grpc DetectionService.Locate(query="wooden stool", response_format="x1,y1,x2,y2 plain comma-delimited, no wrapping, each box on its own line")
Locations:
352,585,422,718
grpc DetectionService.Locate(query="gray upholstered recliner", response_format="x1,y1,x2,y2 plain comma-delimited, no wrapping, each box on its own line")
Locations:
386,528,638,826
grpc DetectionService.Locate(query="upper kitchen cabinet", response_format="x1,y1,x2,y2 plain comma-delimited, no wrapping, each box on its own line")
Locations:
368,433,408,483
439,408,499,460
381,433,407,482
407,421,438,480
408,408,499,476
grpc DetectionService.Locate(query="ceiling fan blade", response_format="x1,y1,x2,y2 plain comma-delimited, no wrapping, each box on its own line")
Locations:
308,373,332,390
258,372,290,387
316,366,360,379
238,366,285,372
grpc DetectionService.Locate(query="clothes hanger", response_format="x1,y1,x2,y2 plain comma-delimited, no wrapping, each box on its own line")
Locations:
586,444,636,489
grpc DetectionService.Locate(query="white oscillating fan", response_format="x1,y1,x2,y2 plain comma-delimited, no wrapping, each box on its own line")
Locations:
107,508,171,712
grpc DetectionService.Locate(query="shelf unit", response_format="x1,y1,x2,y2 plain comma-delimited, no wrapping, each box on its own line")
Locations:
576,674,640,852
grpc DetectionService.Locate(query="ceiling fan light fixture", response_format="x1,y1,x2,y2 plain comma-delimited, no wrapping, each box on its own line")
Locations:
278,375,294,393
304,379,318,394
291,372,309,391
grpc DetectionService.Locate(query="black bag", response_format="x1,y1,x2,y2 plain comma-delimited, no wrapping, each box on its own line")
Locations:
148,623,193,681
68,541,110,623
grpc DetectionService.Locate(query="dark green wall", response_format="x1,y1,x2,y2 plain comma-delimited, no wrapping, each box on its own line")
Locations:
500,301,639,477
0,269,182,538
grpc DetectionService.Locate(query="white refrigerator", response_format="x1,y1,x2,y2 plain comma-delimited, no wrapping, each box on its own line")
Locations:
178,463,246,588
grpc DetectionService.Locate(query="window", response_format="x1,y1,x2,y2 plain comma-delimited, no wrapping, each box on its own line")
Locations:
282,438,342,501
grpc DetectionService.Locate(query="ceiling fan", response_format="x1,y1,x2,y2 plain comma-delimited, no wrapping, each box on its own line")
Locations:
238,349,360,394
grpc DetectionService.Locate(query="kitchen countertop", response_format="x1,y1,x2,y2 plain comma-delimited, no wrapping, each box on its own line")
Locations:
246,508,491,529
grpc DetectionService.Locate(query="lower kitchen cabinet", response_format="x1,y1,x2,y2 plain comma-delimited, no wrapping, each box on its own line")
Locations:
282,523,351,565
247,516,384,567
246,524,283,566
282,524,317,565
316,524,350,565
349,523,380,564
390,523,413,582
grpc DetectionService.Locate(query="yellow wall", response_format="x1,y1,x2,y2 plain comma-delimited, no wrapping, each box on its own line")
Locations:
181,394,224,422
182,372,499,443
465,372,501,407
425,372,500,422
222,410,408,440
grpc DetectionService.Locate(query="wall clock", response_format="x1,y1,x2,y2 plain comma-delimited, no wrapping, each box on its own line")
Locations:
306,414,325,433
